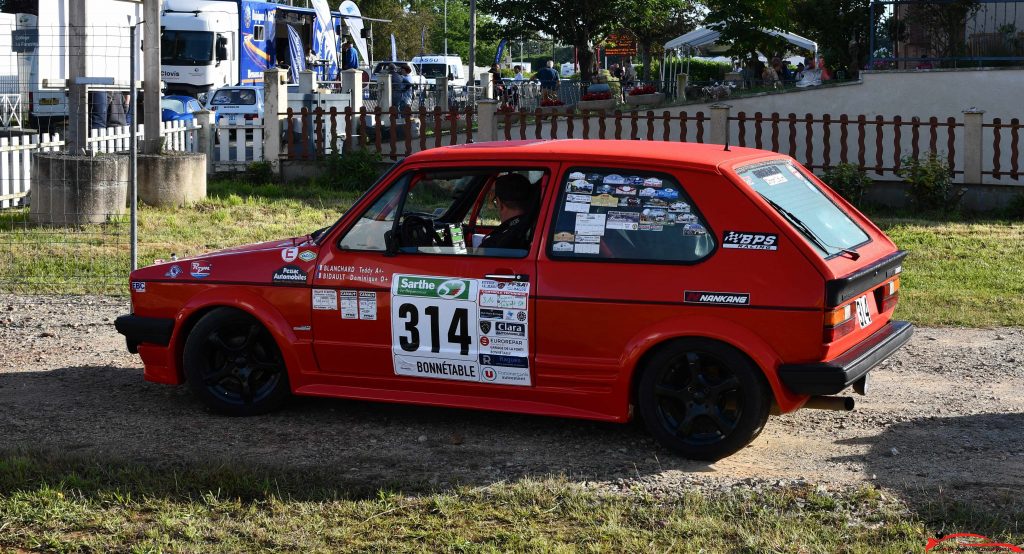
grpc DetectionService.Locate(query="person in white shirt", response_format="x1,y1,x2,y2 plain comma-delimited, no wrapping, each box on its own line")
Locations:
512,65,526,82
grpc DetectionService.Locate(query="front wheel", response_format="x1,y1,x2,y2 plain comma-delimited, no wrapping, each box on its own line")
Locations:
637,339,770,461
183,308,290,416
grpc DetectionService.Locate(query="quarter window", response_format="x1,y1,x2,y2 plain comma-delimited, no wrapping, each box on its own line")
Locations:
547,168,714,263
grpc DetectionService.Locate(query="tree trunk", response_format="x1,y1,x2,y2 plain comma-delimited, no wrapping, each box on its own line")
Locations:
640,41,651,81
578,46,594,82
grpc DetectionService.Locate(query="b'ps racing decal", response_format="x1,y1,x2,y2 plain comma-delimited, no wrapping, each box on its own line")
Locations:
391,275,531,387
722,230,778,251
684,290,751,306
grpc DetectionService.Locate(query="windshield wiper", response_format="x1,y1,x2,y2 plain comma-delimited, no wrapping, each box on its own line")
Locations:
759,194,860,260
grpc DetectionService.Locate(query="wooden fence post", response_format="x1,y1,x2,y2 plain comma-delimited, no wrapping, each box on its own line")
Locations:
477,99,498,143
962,108,984,184
710,103,731,146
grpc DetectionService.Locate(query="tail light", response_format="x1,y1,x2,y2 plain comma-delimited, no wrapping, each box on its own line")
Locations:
824,303,856,342
878,277,900,313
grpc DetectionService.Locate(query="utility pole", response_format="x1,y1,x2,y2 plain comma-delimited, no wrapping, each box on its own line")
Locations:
67,0,88,154
468,0,476,82
143,0,162,154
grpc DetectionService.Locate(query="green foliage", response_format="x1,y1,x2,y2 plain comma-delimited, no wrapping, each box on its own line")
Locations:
1007,193,1024,219
618,0,699,80
313,148,385,192
789,0,880,77
897,153,955,211
680,57,732,82
823,163,872,206
244,160,274,185
703,0,792,57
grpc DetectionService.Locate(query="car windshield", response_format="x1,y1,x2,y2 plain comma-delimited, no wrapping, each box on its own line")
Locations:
416,63,448,79
210,89,258,105
161,30,214,66
736,160,870,258
161,98,186,113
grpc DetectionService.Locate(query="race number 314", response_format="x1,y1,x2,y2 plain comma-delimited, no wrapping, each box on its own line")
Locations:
395,302,472,356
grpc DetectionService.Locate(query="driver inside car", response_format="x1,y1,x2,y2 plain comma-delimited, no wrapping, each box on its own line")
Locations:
479,174,537,250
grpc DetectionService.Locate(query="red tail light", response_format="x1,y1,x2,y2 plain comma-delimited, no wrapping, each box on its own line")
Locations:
877,277,900,313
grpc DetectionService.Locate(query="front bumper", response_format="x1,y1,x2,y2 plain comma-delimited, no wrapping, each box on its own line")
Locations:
114,314,174,354
778,320,914,395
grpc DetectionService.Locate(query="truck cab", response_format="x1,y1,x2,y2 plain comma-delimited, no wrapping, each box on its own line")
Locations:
161,0,239,98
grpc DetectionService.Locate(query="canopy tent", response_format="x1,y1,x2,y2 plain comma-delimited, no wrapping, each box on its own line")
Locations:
661,26,818,87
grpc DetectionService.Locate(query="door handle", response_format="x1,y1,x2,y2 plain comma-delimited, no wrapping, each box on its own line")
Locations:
484,273,529,282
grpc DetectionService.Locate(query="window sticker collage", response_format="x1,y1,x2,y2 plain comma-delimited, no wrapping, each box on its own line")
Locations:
549,170,708,257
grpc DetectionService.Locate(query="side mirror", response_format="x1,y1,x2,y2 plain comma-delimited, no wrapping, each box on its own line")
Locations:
383,230,399,257
216,37,229,61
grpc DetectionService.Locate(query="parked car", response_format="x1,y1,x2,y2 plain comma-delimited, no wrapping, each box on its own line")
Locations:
160,95,204,123
368,61,428,88
205,85,264,125
115,140,913,461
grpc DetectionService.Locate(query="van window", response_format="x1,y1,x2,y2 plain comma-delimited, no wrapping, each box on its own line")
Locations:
416,63,450,79
735,160,869,258
547,168,715,263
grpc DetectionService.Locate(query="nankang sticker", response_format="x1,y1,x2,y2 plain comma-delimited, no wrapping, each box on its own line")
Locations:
391,274,531,387
722,230,779,251
298,250,317,262
272,265,308,284
684,290,751,306
131,281,146,293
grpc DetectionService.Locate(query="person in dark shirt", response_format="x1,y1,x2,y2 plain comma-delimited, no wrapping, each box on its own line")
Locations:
480,173,537,250
342,41,359,70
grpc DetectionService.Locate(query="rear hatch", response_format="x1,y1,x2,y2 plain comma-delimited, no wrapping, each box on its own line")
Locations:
730,158,905,359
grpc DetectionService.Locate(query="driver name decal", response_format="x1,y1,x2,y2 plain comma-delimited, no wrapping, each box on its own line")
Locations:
391,274,531,386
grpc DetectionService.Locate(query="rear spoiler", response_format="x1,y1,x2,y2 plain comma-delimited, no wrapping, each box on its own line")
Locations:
825,250,907,307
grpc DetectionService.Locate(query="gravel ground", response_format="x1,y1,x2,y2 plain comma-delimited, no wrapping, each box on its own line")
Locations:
1,295,1022,509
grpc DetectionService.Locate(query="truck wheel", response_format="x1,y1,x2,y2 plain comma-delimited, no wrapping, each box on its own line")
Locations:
183,308,290,416
638,339,770,461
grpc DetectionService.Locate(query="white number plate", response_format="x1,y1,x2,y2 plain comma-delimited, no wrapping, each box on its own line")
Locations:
854,294,872,329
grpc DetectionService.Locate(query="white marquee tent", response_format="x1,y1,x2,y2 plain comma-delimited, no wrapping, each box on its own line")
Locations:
661,25,818,85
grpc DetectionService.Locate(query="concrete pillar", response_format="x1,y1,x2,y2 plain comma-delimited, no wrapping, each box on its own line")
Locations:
263,68,289,169
67,0,88,154
299,70,315,94
437,76,449,111
341,69,362,112
477,99,497,143
142,0,162,154
194,110,214,174
710,103,731,146
480,72,493,99
676,73,689,100
962,108,984,184
379,76,392,112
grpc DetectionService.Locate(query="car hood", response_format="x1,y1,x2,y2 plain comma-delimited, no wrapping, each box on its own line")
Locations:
130,235,322,285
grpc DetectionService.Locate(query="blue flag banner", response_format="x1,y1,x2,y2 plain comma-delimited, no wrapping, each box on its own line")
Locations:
494,38,508,66
312,0,338,80
286,24,305,83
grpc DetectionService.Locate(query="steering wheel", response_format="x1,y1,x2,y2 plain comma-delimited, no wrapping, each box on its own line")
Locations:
400,215,445,247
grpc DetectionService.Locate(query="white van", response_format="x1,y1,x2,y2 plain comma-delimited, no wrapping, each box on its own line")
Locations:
410,55,467,88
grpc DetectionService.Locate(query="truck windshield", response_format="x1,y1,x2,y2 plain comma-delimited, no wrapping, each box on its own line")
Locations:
735,160,870,258
415,63,449,79
162,31,214,66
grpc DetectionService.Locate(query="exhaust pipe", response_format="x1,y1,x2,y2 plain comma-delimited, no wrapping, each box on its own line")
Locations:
804,396,855,411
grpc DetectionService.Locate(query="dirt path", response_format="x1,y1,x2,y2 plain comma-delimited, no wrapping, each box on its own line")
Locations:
1,295,1022,507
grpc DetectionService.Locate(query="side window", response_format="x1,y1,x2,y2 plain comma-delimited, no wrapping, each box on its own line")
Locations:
253,25,265,41
547,168,715,263
338,174,408,251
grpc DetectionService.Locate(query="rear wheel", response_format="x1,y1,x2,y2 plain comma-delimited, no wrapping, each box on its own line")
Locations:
638,339,770,461
183,308,290,416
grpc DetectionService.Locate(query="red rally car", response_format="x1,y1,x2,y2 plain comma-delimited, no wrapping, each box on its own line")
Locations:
116,140,912,461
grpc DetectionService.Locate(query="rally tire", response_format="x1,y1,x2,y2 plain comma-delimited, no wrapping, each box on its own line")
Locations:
638,339,771,461
183,308,290,416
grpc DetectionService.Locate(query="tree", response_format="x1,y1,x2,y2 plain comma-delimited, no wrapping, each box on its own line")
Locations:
790,0,881,76
479,0,622,82
619,0,699,80
703,0,792,58
0,0,36,14
909,0,980,59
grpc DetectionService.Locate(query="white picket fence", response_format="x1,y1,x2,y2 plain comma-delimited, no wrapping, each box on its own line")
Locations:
85,120,200,154
213,118,263,173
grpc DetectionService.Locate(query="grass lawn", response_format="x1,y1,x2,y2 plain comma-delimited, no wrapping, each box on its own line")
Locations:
1,453,1019,552
1,180,1022,326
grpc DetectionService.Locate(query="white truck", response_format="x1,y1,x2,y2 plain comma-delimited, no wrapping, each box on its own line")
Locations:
409,55,467,88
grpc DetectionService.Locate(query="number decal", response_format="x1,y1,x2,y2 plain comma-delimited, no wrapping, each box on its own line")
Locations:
448,307,471,356
855,295,872,329
424,305,441,353
398,303,419,351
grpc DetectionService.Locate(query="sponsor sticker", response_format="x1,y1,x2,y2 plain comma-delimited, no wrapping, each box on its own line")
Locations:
590,194,619,207
298,250,317,262
394,275,472,300
607,211,640,231
131,281,146,293
603,174,625,184
164,265,182,278
340,290,358,319
479,353,529,368
358,291,377,320
643,177,663,187
639,187,657,197
552,241,574,252
568,171,586,180
272,265,308,284
190,261,212,279
655,188,680,200
669,201,691,213
680,223,706,235
567,180,594,194
312,289,338,310
722,230,779,251
684,290,751,306
613,185,637,196
574,243,600,254
575,235,600,243
479,308,504,320
753,165,787,185
281,247,298,262
575,213,607,236
553,231,575,242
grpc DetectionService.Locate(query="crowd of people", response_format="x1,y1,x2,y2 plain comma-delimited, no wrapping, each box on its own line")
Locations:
736,55,832,89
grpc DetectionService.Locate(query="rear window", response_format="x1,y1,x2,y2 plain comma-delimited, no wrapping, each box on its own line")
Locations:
416,63,449,79
736,160,869,258
546,168,715,263
210,89,257,105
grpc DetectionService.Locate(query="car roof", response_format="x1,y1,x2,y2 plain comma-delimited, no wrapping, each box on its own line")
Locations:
405,140,783,171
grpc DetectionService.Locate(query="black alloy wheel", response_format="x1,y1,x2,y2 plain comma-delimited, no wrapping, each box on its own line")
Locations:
184,308,290,416
638,339,770,461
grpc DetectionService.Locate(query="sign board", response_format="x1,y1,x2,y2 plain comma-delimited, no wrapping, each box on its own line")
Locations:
12,29,37,53
604,32,636,56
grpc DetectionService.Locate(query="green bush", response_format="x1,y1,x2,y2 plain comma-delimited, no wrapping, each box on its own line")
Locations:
313,148,384,192
245,160,275,184
897,153,955,211
1007,193,1024,219
823,163,872,206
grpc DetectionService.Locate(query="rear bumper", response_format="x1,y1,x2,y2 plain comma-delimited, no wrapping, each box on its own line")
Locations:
778,320,914,395
114,314,174,354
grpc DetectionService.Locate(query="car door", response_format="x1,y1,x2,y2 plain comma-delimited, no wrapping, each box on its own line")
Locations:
309,161,554,396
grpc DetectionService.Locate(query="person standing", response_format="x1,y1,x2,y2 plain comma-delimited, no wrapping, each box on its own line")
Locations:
537,60,559,101
341,42,358,70
398,65,415,113
107,92,129,127
623,59,636,87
